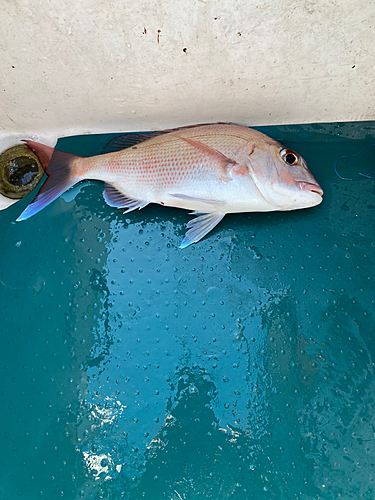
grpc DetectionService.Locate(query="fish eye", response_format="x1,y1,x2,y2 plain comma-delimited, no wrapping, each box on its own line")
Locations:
280,148,299,166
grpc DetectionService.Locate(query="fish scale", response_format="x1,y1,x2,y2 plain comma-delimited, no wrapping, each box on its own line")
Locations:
17,124,323,248
86,147,216,190
92,124,250,186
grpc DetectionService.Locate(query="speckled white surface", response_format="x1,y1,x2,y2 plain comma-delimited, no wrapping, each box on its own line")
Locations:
0,0,374,144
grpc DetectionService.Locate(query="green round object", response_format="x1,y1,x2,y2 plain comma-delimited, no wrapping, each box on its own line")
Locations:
0,144,43,199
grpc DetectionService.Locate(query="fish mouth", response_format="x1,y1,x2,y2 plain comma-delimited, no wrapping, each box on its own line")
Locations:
299,182,324,197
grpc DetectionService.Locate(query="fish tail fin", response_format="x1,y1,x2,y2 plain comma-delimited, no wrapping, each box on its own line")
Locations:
16,141,81,221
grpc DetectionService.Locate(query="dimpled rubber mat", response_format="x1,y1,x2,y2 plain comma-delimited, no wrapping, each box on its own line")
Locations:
0,122,374,500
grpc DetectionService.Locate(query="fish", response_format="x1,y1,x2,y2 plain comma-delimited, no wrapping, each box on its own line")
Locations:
16,123,323,248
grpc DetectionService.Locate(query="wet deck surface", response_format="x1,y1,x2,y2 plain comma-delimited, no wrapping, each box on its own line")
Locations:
1,122,374,499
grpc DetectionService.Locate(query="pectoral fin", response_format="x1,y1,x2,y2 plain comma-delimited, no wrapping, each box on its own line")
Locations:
180,212,225,249
179,137,236,179
169,193,225,204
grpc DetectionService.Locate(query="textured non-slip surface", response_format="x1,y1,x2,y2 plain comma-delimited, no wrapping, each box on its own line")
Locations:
0,122,374,499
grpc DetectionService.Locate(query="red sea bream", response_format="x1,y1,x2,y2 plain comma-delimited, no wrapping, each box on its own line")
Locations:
17,123,323,248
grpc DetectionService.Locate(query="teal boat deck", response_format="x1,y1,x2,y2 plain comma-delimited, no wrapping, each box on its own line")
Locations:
1,122,374,499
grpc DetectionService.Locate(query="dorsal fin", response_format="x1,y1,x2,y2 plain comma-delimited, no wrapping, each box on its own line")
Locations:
102,131,167,153
101,123,234,154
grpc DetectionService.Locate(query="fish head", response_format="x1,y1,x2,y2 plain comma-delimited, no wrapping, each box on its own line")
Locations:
246,142,323,210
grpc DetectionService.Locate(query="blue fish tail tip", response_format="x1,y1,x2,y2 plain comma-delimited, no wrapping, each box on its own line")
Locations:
179,238,195,249
16,212,28,222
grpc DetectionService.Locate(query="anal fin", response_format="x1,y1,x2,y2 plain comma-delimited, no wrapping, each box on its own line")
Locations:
180,212,225,249
103,184,149,213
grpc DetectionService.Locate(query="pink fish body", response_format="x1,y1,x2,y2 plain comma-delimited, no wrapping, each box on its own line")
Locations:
17,123,323,248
